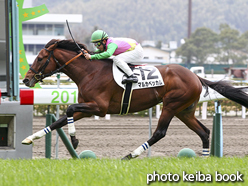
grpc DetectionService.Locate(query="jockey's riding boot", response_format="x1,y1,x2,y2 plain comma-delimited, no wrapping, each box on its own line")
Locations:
122,74,138,84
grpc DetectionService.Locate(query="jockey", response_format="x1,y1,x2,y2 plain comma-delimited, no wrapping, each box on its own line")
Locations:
84,30,144,84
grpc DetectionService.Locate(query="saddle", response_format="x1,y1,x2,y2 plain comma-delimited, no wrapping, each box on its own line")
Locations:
113,63,164,90
113,63,164,115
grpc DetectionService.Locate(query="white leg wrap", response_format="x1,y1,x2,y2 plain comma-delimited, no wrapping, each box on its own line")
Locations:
32,127,51,140
67,117,76,136
202,148,210,157
131,142,149,158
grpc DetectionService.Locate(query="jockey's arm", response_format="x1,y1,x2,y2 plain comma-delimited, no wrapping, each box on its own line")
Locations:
90,43,118,60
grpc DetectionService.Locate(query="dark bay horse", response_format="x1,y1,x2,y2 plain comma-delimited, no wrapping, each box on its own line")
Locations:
22,39,248,159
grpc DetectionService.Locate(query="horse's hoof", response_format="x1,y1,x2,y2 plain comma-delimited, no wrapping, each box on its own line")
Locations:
22,138,33,145
121,153,132,160
70,136,79,149
72,139,79,149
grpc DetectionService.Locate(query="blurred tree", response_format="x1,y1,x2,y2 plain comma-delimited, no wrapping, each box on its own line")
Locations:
237,31,248,64
156,40,162,49
216,23,243,64
238,31,248,53
176,27,218,64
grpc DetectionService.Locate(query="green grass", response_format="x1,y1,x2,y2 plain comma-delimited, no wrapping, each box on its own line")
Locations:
0,157,247,186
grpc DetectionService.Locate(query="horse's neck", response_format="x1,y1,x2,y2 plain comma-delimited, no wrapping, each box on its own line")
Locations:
60,55,111,85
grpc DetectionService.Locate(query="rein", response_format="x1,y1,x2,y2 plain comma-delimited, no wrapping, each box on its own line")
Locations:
30,48,83,82
65,51,84,65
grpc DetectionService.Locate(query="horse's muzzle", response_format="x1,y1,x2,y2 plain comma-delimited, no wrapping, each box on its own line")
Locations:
23,78,30,86
22,79,29,86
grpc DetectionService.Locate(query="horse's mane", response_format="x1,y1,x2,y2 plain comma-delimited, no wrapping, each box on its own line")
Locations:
45,39,92,53
45,39,113,63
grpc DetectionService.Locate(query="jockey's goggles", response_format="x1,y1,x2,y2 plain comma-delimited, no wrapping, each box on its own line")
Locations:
93,41,102,47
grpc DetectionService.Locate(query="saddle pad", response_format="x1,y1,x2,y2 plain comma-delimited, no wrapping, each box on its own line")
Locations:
112,63,164,89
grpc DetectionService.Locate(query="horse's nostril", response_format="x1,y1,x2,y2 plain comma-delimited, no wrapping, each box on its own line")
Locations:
23,79,29,84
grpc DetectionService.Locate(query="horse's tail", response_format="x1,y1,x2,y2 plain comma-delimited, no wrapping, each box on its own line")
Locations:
197,76,248,108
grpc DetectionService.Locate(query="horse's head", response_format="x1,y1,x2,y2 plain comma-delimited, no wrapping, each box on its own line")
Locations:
23,39,92,87
23,40,60,87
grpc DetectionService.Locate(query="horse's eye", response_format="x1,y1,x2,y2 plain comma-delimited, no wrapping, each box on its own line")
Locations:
37,57,42,62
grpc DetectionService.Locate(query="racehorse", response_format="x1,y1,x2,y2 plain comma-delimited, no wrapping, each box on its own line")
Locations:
22,39,248,160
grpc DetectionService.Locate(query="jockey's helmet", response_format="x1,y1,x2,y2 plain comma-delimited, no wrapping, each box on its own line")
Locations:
91,30,109,43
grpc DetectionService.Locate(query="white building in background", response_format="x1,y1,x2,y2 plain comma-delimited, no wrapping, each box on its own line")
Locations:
140,40,182,65
23,14,83,64
22,0,83,65
142,46,169,65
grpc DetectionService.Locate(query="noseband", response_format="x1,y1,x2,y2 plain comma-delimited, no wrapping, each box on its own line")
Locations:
30,48,83,82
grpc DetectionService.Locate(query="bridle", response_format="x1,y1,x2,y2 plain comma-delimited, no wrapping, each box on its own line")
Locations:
30,47,83,82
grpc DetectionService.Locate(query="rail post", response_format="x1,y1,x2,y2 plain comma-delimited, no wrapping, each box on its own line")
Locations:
210,101,223,157
45,108,52,158
148,107,152,157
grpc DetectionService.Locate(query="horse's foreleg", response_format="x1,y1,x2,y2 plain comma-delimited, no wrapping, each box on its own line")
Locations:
21,126,52,145
122,109,173,160
65,103,101,149
48,115,80,149
22,102,102,149
65,119,78,150
22,116,67,145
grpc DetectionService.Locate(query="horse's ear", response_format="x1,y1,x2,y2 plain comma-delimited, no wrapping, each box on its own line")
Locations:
47,40,59,51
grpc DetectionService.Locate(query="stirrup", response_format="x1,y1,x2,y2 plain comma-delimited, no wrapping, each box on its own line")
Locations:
121,75,138,84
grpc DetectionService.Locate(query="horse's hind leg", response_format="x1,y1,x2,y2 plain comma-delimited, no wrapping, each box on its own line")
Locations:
176,108,210,157
122,108,174,160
